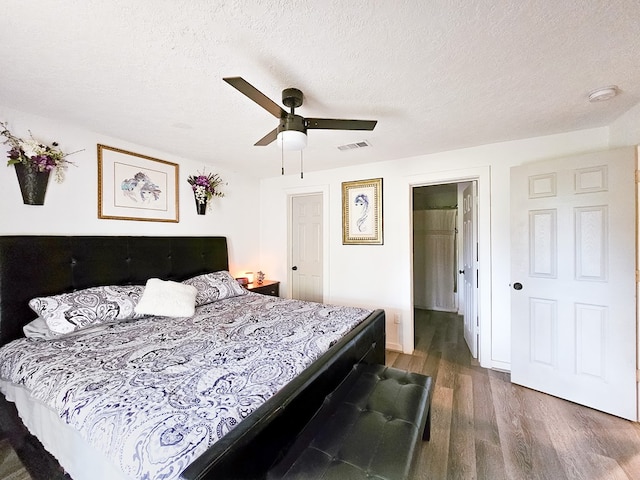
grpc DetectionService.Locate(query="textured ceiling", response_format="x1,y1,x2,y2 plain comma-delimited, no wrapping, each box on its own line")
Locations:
1,1,639,179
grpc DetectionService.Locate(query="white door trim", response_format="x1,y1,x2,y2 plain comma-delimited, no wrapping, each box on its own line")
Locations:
286,184,330,301
406,166,492,368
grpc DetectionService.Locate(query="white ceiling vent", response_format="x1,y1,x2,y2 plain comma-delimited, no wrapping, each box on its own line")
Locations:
337,140,371,151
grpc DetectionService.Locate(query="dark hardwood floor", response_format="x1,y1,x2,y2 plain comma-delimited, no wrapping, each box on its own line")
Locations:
3,309,640,479
388,308,640,480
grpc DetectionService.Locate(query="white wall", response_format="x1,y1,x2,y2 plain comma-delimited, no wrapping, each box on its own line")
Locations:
0,106,261,276
610,102,640,147
5,101,637,371
259,128,612,369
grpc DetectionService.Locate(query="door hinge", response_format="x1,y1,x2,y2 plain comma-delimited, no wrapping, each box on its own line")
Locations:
637,369,640,383
637,270,640,283
636,170,640,183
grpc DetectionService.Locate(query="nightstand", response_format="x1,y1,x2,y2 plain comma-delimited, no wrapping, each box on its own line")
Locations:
246,280,279,297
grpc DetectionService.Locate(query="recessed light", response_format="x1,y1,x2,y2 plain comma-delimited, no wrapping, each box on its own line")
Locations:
588,85,619,102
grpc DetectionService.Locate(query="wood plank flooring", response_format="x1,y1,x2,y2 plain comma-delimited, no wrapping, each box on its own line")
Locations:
0,440,29,480
389,309,640,480
2,308,640,479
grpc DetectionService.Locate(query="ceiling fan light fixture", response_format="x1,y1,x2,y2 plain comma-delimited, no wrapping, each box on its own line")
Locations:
277,130,307,150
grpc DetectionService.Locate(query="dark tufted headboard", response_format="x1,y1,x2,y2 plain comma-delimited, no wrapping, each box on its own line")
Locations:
0,236,229,346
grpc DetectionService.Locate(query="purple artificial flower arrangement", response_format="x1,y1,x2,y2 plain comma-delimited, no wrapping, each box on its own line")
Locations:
1,121,80,183
187,171,225,205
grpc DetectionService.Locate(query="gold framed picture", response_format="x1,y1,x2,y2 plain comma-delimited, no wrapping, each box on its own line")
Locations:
342,177,383,245
98,144,179,222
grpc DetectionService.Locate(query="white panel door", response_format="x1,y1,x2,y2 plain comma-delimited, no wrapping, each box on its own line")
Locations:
462,182,478,358
511,147,637,420
291,194,323,303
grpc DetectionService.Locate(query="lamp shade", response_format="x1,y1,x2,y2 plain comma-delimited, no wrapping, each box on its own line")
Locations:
277,130,307,150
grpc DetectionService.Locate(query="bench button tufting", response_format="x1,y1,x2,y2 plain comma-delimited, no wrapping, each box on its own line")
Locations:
267,364,433,480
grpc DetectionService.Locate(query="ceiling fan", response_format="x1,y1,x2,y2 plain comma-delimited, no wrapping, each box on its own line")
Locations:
223,77,377,151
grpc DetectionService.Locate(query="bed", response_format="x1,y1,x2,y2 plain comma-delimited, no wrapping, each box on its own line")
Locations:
0,236,385,480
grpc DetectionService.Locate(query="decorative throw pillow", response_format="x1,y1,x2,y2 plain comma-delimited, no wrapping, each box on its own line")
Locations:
182,270,248,306
134,278,198,318
29,285,145,335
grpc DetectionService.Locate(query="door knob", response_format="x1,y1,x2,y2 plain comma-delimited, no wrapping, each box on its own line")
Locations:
513,282,523,290
458,270,465,274
292,266,298,271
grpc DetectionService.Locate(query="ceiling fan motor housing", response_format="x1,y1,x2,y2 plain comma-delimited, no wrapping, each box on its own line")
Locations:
277,114,307,150
279,114,306,134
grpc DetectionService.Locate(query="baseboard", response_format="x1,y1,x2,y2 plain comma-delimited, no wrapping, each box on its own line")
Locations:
385,341,402,352
415,305,458,313
491,360,511,372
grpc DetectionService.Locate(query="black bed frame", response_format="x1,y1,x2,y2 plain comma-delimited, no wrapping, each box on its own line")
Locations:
0,236,385,480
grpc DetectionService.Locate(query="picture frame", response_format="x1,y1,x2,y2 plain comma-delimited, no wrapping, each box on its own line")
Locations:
98,144,179,222
342,177,383,245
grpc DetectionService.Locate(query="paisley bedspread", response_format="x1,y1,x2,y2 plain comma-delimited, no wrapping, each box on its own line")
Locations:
0,293,372,480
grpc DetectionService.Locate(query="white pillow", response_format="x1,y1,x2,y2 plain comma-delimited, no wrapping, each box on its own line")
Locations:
134,278,198,318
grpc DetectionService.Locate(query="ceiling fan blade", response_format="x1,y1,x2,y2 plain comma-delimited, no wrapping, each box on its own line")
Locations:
306,118,377,131
223,77,286,119
254,128,278,146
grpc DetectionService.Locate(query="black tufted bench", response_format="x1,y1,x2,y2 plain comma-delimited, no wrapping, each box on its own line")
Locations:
267,364,433,480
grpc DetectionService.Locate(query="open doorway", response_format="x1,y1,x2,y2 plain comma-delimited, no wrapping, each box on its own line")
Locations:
412,181,478,358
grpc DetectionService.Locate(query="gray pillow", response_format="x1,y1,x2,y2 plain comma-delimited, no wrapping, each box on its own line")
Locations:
29,285,145,335
182,270,248,306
